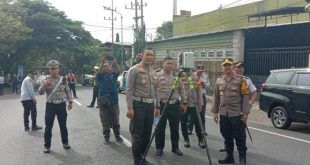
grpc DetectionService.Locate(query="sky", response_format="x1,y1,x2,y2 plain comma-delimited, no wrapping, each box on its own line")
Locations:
46,0,261,43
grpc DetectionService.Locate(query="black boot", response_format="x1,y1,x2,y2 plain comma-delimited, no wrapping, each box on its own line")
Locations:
239,153,246,165
218,153,235,164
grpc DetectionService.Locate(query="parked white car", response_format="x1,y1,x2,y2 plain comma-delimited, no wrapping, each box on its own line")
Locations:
117,71,128,93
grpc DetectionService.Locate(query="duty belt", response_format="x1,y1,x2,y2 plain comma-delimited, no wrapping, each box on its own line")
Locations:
133,96,155,104
47,98,66,104
160,99,179,104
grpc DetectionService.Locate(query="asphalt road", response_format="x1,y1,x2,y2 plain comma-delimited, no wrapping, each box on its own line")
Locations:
0,86,310,165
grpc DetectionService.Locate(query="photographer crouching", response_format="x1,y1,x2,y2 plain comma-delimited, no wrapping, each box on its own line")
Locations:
97,56,123,144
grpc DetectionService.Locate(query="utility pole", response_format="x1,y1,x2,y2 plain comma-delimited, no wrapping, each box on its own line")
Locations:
125,0,147,65
104,0,116,56
103,4,124,70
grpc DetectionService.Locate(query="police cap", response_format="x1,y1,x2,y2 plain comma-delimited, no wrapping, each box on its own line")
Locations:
222,58,233,66
47,60,60,68
233,61,245,68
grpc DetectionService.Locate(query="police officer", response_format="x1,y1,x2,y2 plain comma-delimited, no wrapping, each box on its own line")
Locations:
39,60,73,154
154,56,186,156
233,61,257,108
87,66,100,108
126,48,157,165
180,72,205,148
211,58,250,165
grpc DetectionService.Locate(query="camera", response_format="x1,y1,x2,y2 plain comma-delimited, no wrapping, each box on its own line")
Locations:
177,52,195,70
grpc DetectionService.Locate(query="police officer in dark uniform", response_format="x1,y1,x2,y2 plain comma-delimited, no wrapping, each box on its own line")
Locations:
126,48,157,165
39,60,73,153
211,58,250,165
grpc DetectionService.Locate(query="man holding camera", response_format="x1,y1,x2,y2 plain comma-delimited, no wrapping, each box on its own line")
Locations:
154,56,186,157
126,48,157,165
97,57,122,145
38,60,73,154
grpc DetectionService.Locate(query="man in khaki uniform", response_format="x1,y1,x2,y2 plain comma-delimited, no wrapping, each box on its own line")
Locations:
39,60,73,154
211,58,250,165
154,56,186,156
126,48,157,165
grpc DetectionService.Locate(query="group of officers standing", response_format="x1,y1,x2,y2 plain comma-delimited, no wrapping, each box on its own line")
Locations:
126,48,257,165
19,47,257,165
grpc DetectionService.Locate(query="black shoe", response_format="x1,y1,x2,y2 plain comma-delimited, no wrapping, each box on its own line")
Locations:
104,138,110,145
171,148,183,156
218,154,235,164
143,159,154,165
43,147,50,153
63,143,71,149
74,96,78,98
198,140,205,149
184,140,190,148
31,126,42,131
155,149,163,156
115,136,123,143
24,127,30,131
96,106,99,108
87,105,94,108
219,148,226,152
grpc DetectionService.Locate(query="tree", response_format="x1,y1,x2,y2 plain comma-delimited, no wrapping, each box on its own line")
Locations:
0,0,104,75
155,21,173,40
115,33,120,42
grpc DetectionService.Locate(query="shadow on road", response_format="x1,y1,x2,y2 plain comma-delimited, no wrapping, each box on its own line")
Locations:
51,149,93,165
287,123,310,134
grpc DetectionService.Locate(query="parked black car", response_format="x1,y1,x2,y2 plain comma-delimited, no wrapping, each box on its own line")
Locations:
259,68,310,129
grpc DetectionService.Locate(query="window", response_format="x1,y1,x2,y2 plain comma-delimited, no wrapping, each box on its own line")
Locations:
194,51,199,57
296,73,310,86
201,51,206,57
266,71,295,85
216,51,223,57
226,51,233,57
207,51,214,57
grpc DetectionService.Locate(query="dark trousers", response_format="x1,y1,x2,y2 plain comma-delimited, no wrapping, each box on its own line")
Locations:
69,83,77,97
181,107,203,142
187,94,207,132
99,104,120,139
12,84,17,93
155,102,180,150
21,100,37,128
0,84,3,95
220,115,247,156
129,101,154,164
90,85,98,107
44,102,68,148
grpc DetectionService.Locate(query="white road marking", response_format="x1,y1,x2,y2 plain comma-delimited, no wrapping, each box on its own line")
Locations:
110,129,132,147
73,100,82,106
205,115,310,144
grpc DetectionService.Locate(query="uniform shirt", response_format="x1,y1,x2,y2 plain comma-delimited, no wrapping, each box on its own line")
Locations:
195,72,210,94
155,70,186,106
20,76,35,101
96,71,119,105
181,74,203,108
38,75,72,102
246,78,257,93
126,63,157,108
211,74,250,117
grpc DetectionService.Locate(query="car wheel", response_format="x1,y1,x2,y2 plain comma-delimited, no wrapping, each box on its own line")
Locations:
271,106,292,129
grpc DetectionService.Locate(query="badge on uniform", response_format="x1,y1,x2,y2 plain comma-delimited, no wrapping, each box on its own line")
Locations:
241,79,250,95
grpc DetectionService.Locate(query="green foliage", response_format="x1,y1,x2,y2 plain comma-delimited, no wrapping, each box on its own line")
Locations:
0,0,104,75
155,21,173,41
